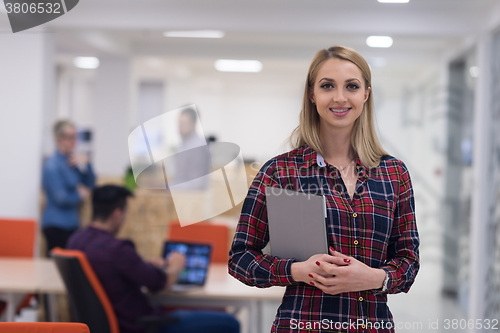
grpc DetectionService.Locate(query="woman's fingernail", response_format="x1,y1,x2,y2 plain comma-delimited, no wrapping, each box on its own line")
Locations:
308,273,313,278
329,246,335,252
310,281,315,286
315,261,320,266
344,258,351,263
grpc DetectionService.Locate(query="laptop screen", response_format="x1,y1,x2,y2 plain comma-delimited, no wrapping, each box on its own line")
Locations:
163,241,212,285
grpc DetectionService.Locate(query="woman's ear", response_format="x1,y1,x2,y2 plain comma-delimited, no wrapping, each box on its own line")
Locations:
309,89,315,105
364,86,371,103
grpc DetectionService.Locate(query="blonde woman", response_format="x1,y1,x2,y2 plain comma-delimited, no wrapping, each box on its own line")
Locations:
228,46,419,333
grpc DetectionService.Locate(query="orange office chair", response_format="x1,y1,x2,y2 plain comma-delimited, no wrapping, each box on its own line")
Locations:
0,218,36,258
0,218,37,317
51,248,176,333
166,220,229,263
0,322,90,333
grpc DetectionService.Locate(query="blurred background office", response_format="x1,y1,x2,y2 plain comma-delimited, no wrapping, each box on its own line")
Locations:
0,0,499,332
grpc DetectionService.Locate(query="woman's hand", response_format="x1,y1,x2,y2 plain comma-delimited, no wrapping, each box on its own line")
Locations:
291,249,349,284
309,248,386,295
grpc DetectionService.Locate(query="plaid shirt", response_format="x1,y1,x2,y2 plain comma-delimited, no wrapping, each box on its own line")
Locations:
228,145,420,333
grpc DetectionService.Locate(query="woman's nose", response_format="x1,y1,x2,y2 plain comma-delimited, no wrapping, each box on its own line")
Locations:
333,90,347,103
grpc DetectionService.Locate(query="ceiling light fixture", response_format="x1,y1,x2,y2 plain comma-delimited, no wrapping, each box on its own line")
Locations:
73,57,100,69
163,30,225,38
366,36,393,48
214,59,263,73
378,0,410,3
469,66,479,78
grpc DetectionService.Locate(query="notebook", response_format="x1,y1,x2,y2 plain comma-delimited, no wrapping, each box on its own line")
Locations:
265,187,328,262
162,241,212,291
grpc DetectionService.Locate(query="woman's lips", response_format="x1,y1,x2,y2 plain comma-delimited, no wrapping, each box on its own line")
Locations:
329,107,351,117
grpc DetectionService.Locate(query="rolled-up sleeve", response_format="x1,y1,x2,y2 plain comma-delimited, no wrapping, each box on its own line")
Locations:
228,160,297,288
376,161,420,294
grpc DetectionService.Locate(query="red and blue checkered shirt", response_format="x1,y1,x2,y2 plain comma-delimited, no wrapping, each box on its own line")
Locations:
228,145,420,333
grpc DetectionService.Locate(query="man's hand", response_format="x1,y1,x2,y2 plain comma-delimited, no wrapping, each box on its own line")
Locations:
77,185,90,200
68,153,89,167
164,252,186,290
147,258,167,268
307,248,386,295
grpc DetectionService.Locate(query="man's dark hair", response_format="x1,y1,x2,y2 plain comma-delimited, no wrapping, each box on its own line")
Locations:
92,185,133,221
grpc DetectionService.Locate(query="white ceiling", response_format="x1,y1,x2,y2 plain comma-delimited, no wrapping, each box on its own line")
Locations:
3,0,500,67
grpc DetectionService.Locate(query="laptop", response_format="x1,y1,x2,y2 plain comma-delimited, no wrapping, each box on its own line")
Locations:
162,241,212,291
265,187,328,262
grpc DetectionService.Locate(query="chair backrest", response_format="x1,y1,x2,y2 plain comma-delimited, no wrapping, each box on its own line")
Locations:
0,322,90,333
167,221,229,263
51,248,119,333
0,219,36,257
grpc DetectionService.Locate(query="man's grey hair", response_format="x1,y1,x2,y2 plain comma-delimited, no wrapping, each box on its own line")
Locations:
53,120,75,138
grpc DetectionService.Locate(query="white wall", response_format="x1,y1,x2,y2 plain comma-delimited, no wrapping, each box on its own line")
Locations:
0,32,54,219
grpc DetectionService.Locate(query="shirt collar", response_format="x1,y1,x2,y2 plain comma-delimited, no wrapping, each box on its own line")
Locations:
302,145,368,178
316,153,327,167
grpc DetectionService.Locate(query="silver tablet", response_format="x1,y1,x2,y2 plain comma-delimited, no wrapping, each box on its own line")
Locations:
265,187,328,262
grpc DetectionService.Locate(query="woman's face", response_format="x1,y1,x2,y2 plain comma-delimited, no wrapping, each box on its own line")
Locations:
309,58,370,133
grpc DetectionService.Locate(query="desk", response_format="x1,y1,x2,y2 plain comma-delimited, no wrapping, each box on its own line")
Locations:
150,264,285,333
0,258,65,322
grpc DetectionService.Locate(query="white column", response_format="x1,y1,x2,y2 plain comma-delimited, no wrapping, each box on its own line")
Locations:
468,34,492,331
0,32,54,219
93,56,132,177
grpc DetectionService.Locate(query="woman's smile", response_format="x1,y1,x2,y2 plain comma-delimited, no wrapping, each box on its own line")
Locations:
329,107,352,116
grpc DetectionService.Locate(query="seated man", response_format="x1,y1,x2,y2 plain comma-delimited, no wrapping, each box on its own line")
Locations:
67,185,239,333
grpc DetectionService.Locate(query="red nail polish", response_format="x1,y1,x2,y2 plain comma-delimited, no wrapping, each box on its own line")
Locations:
315,261,320,266
329,246,335,252
310,281,315,286
344,258,351,263
308,273,313,278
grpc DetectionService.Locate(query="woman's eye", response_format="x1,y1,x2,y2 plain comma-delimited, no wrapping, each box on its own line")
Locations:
320,83,333,89
347,84,359,90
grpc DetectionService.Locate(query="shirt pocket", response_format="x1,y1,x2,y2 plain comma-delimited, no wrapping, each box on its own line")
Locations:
360,192,395,252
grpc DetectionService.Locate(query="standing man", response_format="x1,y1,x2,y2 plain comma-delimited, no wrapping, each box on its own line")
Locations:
171,107,212,190
42,120,95,255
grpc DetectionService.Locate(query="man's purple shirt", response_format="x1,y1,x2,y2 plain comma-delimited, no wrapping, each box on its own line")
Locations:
67,226,167,333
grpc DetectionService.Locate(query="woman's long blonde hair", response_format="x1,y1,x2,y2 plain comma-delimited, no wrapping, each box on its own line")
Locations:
290,46,388,168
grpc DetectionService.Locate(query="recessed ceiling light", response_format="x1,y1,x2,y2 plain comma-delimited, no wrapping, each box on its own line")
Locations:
366,36,393,48
469,66,479,78
163,30,225,38
214,59,263,73
73,57,100,69
378,0,410,3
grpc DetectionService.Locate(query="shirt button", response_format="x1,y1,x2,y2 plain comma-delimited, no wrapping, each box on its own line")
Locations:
354,240,359,245
352,212,358,218
361,324,366,329
358,297,364,301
